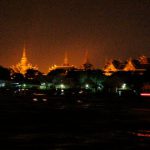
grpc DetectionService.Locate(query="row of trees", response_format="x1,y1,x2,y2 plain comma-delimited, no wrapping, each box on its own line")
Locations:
0,65,105,81
0,65,150,93
0,66,106,90
0,66,42,81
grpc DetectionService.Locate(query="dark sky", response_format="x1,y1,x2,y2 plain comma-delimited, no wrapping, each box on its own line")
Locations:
0,0,150,72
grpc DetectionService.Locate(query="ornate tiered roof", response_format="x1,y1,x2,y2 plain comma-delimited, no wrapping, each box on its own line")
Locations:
11,46,38,75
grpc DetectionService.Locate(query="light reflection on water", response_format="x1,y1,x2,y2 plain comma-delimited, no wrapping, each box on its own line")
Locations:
129,130,150,138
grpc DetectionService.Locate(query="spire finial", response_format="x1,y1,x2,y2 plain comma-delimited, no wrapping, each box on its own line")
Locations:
63,51,69,66
23,42,26,58
20,43,27,67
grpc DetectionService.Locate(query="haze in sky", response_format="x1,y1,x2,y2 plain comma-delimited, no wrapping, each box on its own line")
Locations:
0,0,150,72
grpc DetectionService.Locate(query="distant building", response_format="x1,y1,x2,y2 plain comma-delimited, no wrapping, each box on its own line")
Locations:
103,55,150,76
138,55,150,64
138,55,150,70
124,56,150,72
103,59,124,76
11,46,38,75
48,52,75,72
123,58,140,71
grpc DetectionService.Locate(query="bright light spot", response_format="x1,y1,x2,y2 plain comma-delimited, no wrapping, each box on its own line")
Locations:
79,90,83,94
97,86,101,89
60,89,64,95
40,85,46,90
33,98,38,101
42,98,47,102
41,82,46,86
85,84,89,89
60,84,65,89
140,93,150,97
97,84,103,90
130,130,150,138
122,83,127,89
0,83,5,87
23,84,26,87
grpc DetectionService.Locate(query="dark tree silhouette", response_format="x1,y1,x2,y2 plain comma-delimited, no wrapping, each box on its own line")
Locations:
25,69,42,80
11,72,24,82
0,66,10,80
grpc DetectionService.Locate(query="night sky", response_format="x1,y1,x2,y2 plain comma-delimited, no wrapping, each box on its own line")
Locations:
0,0,150,72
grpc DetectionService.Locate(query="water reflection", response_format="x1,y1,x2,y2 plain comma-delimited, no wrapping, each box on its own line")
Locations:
129,130,150,138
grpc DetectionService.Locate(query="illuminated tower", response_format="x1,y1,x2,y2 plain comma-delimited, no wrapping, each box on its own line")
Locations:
11,45,38,75
48,51,75,72
63,51,69,66
20,46,27,68
123,58,136,71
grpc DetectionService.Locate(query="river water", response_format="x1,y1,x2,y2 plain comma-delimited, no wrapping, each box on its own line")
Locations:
1,95,150,149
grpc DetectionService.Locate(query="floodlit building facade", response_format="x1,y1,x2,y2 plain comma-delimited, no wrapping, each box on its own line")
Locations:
103,55,150,76
11,46,38,75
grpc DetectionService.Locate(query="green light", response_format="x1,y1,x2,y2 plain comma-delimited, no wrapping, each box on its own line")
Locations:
85,84,89,89
23,84,26,87
39,85,46,90
60,84,65,89
41,82,46,86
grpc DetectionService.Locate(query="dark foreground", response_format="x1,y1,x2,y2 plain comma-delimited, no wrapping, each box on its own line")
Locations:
1,94,150,150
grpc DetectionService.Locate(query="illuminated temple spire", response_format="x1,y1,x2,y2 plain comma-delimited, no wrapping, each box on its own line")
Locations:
11,45,38,75
48,51,75,72
63,51,69,66
23,45,26,58
20,44,27,67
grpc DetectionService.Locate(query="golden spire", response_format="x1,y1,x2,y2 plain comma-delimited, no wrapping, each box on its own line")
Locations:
11,44,38,75
23,44,26,58
21,44,27,66
63,51,69,66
